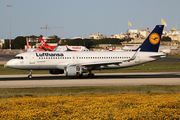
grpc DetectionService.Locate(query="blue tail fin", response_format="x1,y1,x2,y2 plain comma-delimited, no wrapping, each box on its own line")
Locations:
135,25,164,52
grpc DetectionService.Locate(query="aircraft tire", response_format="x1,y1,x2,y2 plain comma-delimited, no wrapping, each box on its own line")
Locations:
28,75,32,79
79,73,83,77
88,73,94,78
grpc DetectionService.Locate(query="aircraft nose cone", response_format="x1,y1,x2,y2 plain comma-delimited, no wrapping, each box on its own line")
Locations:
7,59,17,68
7,60,13,67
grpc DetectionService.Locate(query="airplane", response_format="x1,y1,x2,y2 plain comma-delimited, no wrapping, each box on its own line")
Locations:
26,37,45,52
39,37,89,51
26,37,89,52
7,25,166,78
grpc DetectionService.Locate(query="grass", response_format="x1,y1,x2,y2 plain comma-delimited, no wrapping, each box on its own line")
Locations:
1,62,180,75
167,54,180,58
0,85,180,98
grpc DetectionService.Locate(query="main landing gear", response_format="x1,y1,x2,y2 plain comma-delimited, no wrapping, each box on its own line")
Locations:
88,70,94,78
28,70,33,79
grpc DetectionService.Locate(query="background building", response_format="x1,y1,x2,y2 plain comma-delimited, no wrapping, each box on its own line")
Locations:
90,32,107,39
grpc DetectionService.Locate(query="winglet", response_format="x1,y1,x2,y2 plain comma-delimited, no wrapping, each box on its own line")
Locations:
129,48,141,61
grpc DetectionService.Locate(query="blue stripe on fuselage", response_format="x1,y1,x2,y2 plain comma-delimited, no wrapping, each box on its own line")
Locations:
54,46,59,51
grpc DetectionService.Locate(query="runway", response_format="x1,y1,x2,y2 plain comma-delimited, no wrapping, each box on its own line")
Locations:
0,72,179,88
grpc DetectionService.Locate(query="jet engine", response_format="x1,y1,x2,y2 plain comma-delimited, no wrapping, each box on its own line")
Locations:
49,69,64,74
64,66,82,76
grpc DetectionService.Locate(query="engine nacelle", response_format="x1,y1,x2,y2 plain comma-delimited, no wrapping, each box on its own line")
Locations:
49,69,64,74
64,66,82,76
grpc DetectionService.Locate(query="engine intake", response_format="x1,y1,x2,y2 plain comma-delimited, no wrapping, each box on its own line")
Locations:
64,66,82,76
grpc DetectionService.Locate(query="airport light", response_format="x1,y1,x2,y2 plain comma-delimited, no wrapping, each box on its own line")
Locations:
7,5,12,50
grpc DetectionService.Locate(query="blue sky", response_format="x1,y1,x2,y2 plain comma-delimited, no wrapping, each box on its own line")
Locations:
1,0,180,39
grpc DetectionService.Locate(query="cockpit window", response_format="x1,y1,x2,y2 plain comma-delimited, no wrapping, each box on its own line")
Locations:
14,56,23,59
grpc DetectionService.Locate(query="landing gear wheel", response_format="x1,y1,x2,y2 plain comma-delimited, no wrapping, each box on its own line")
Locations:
28,75,32,79
28,70,33,79
88,73,94,78
79,73,83,77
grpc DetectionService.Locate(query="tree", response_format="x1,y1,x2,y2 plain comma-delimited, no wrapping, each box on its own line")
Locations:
60,38,125,49
161,36,171,42
93,38,124,45
3,40,9,49
83,39,93,49
29,35,38,47
46,35,60,43
12,36,26,49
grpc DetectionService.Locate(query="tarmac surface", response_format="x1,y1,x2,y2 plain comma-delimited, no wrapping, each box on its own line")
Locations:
0,72,179,88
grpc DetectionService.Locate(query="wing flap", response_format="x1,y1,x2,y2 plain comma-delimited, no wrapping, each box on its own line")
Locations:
68,60,123,66
81,60,123,66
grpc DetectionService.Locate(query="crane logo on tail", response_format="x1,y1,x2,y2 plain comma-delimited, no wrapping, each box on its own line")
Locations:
149,33,160,45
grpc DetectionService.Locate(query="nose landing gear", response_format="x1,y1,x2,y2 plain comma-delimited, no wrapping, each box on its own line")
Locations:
28,70,33,79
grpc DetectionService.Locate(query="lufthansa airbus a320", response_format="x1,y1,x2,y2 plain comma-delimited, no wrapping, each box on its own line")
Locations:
7,25,166,78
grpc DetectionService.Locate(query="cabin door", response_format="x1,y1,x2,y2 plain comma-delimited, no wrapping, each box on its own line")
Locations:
29,53,35,64
135,55,140,63
73,56,79,64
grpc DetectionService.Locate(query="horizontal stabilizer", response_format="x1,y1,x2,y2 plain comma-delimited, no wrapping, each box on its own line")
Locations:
149,52,166,58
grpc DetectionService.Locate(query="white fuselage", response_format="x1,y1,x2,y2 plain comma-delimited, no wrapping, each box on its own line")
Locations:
7,51,166,71
55,46,89,51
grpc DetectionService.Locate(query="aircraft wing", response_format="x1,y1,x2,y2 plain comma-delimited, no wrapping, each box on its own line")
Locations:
67,60,123,67
80,60,123,66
